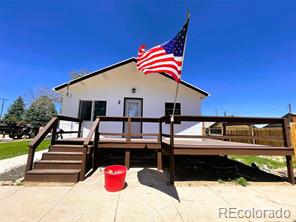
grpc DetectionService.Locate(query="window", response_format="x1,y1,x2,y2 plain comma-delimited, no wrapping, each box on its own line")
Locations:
78,101,92,121
165,103,181,116
93,101,107,120
165,103,181,124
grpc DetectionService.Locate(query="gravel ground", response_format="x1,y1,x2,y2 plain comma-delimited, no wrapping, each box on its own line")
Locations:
0,165,25,181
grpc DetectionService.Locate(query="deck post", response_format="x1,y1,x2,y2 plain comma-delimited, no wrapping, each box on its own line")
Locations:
51,120,58,145
169,116,175,185
125,150,130,169
80,146,87,181
157,151,162,170
92,123,99,170
127,117,131,142
282,118,295,185
222,123,226,141
78,120,82,138
158,119,163,171
25,147,35,172
158,120,162,143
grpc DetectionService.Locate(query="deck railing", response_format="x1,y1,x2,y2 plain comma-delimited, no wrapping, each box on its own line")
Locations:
97,116,162,141
163,115,293,184
25,115,82,172
161,115,291,145
25,114,294,183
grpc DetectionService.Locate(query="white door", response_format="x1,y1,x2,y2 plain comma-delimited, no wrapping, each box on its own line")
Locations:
124,98,142,137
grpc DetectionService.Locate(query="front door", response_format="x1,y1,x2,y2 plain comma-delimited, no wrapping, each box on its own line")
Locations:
124,98,142,137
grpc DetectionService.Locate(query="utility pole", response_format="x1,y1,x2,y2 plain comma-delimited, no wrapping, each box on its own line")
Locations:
0,98,8,119
288,104,292,113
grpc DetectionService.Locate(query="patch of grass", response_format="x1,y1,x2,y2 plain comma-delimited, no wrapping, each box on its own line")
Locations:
229,155,296,169
234,177,248,187
0,139,50,160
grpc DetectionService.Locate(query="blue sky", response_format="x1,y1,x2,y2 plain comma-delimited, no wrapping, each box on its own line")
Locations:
0,0,295,117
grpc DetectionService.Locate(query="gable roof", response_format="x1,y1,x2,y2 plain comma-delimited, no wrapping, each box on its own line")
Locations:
54,57,209,96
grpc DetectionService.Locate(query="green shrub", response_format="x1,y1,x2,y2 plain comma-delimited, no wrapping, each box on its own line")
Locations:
234,177,248,187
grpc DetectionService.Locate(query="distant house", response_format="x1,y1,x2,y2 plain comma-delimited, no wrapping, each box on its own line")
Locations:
54,58,209,137
264,112,296,128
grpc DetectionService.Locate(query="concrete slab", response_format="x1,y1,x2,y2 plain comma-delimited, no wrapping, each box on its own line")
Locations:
0,168,295,222
173,185,240,222
0,186,22,200
41,186,119,222
208,185,296,221
0,186,71,222
116,186,182,222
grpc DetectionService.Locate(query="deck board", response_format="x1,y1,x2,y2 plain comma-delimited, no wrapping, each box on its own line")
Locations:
59,137,293,155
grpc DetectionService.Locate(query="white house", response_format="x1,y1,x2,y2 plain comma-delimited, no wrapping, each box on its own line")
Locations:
54,58,209,137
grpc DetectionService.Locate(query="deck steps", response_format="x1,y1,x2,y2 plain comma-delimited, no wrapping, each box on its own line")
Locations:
25,169,80,183
42,151,83,160
34,160,82,169
49,144,92,152
25,143,93,183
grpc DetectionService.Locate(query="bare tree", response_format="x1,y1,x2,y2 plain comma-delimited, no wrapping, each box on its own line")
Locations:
69,69,89,80
37,87,63,104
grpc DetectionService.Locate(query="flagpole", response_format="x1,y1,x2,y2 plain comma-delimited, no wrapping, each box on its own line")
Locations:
171,11,190,123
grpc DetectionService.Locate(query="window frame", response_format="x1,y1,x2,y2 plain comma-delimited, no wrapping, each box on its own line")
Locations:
78,100,93,121
93,100,107,121
164,102,181,124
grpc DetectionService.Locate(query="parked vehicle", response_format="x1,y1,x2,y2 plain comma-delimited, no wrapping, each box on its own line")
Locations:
0,121,38,139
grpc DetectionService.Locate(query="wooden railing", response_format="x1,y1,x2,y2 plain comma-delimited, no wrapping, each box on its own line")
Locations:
82,117,100,178
98,116,162,141
25,114,294,183
162,115,294,184
161,115,291,145
25,115,82,172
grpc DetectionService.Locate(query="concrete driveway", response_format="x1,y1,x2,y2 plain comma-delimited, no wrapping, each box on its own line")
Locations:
0,168,295,222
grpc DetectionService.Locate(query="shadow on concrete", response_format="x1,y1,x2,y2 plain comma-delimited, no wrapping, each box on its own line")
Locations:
172,155,286,182
137,168,180,202
94,149,288,183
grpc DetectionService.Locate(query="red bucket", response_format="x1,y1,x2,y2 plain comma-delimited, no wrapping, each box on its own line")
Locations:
104,165,127,192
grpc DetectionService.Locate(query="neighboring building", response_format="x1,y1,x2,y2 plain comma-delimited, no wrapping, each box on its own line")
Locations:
54,58,209,137
264,112,296,128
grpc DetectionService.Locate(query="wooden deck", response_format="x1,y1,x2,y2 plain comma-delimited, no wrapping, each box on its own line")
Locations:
24,115,295,184
61,136,294,155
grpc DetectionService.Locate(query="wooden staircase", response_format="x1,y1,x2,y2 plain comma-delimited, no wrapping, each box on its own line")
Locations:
25,144,92,183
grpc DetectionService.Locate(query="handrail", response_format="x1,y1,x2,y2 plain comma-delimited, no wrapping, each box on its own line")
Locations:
163,134,284,142
97,116,161,141
97,116,160,122
173,115,284,124
57,115,82,122
160,115,169,122
29,117,58,149
98,115,285,124
165,116,289,147
83,117,100,147
26,117,58,172
80,117,101,180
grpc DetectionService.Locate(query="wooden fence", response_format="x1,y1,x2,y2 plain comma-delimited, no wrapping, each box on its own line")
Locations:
225,128,284,146
225,124,296,154
290,123,296,157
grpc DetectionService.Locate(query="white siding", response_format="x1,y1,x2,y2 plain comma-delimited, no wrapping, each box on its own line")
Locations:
57,62,206,137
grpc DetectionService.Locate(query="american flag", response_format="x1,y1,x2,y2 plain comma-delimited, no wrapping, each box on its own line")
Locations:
136,19,189,82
